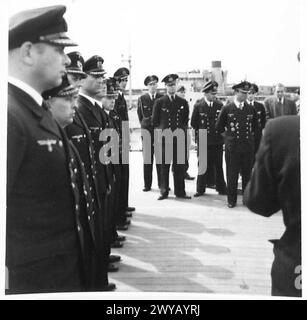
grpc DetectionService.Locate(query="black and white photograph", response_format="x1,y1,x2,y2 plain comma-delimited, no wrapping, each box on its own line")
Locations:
1,0,305,300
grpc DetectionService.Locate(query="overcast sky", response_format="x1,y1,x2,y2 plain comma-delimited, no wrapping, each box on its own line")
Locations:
7,0,300,88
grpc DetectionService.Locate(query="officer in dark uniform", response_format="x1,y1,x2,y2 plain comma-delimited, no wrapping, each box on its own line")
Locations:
66,51,88,89
64,52,117,290
7,5,89,294
76,55,121,287
246,83,266,157
216,81,257,208
176,85,195,181
137,75,163,191
113,67,135,225
43,75,106,291
191,81,227,197
244,116,301,297
152,74,191,200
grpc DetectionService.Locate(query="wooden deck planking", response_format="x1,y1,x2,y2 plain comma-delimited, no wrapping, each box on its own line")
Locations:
109,152,284,296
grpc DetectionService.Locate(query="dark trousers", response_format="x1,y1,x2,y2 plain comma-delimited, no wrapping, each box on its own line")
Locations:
184,129,190,175
142,131,161,189
225,150,253,204
160,139,186,197
6,253,83,294
95,193,111,288
197,144,227,194
117,162,129,224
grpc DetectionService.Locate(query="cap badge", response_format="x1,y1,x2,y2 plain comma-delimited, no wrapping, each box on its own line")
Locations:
97,60,103,69
77,60,82,69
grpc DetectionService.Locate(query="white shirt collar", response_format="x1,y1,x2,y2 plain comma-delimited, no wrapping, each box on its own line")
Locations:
148,92,156,99
247,99,254,106
104,108,110,115
8,76,43,106
204,97,213,106
79,92,97,106
234,97,244,109
95,99,103,108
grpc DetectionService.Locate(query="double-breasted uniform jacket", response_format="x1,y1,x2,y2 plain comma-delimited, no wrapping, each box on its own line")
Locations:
247,100,266,153
264,96,297,120
7,84,85,279
244,116,301,297
76,95,110,196
191,98,224,146
152,94,189,131
216,102,258,153
114,92,129,123
65,108,101,214
137,92,164,130
67,140,98,289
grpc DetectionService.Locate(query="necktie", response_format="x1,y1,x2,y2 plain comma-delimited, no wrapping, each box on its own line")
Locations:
152,95,155,100
239,102,243,109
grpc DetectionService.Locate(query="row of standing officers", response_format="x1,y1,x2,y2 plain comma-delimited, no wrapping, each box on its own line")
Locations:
7,5,299,295
7,5,135,294
137,76,297,208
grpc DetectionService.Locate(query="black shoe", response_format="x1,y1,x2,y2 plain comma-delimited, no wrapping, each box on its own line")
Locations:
101,283,116,291
109,255,121,263
126,206,135,212
194,192,204,197
158,194,168,200
207,184,216,189
111,240,124,248
108,263,119,272
143,187,151,192
184,173,195,180
176,195,192,199
125,212,132,218
116,224,129,231
116,235,126,242
227,203,236,208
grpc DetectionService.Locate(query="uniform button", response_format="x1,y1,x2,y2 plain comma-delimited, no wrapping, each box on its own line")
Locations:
86,174,89,179
84,190,88,196
90,187,93,191
74,168,78,174
92,211,95,216
75,204,79,210
92,198,94,203
87,203,90,208
88,216,91,221
77,226,81,232
72,182,76,189
59,141,63,147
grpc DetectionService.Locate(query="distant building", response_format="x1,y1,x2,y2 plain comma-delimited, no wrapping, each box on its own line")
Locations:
177,61,228,94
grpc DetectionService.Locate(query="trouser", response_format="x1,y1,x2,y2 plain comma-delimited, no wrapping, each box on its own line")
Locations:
95,192,111,288
117,163,129,225
196,144,227,194
142,130,161,189
6,253,83,294
184,128,191,174
105,164,117,244
160,138,186,197
225,150,253,204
